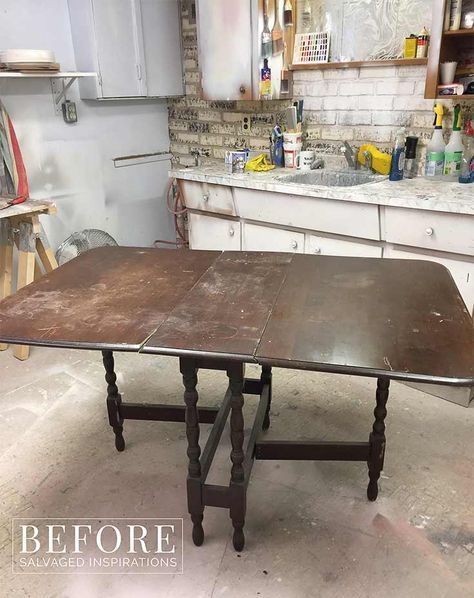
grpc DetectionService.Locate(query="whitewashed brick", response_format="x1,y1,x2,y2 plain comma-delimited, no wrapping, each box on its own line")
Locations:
305,127,321,140
338,111,372,126
376,80,415,95
323,68,359,80
197,110,222,122
185,84,197,96
305,81,339,96
412,112,436,128
396,66,427,78
210,122,237,135
393,95,434,111
305,111,337,125
184,59,197,70
185,71,200,83
354,126,393,143
372,111,410,126
359,66,397,79
414,80,428,95
303,97,323,110
249,137,270,150
322,96,358,110
179,156,198,167
292,83,305,96
360,96,393,110
321,127,354,141
170,142,189,154
292,70,323,82
339,82,374,95
199,134,223,146
168,119,189,131
213,147,228,159
176,132,200,144
223,112,246,123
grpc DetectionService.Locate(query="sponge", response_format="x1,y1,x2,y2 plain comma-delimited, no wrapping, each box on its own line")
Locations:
357,144,391,175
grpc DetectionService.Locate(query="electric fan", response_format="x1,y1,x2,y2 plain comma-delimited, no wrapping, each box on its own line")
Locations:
55,229,118,266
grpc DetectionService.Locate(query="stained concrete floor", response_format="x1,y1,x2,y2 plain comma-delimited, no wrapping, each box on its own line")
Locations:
0,346,473,598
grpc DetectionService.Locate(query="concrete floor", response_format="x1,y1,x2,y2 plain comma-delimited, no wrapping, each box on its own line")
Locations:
0,347,472,598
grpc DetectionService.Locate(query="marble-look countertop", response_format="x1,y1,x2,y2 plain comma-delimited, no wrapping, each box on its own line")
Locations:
171,165,474,216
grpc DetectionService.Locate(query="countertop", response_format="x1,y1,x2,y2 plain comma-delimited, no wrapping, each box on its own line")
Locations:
171,165,474,216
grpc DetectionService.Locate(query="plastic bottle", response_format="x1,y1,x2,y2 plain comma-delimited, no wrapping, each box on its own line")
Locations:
389,128,406,181
404,136,419,178
449,0,463,31
425,104,446,180
444,104,464,179
459,116,474,183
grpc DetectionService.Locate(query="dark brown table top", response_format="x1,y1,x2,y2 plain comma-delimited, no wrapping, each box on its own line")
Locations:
0,247,472,386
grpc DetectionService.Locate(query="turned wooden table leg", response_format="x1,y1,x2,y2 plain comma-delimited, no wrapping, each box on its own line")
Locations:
260,365,272,431
180,358,204,546
227,362,246,551
102,350,125,452
367,377,390,501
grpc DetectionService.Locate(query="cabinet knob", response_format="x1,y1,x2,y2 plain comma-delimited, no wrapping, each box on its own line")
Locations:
291,240,298,249
425,227,434,236
202,193,209,203
229,227,235,237
239,85,246,94
313,247,321,254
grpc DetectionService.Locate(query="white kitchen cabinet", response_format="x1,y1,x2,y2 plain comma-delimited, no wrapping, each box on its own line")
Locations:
306,234,382,258
243,223,304,253
179,181,237,216
188,213,241,250
68,0,183,99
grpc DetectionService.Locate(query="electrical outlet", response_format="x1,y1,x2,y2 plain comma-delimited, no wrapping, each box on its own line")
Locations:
241,115,250,134
62,100,77,124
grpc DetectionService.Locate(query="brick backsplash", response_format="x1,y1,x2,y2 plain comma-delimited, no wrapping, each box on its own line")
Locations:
168,3,464,169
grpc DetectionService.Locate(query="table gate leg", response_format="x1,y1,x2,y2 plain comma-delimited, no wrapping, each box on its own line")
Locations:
180,359,204,546
102,350,125,452
261,365,272,431
227,363,246,551
367,377,390,501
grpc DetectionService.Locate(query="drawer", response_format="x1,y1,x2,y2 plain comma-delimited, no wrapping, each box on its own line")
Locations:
242,223,304,253
384,246,474,316
180,180,236,216
384,207,474,257
234,188,380,240
306,234,382,258
188,213,241,250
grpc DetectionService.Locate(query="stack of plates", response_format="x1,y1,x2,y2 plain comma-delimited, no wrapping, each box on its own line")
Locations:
0,49,59,72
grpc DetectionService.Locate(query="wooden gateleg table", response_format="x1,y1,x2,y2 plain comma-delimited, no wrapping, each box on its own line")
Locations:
0,247,472,551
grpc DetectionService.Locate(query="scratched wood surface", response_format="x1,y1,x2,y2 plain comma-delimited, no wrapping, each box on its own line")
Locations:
0,247,217,350
256,254,474,386
143,251,292,359
0,198,56,217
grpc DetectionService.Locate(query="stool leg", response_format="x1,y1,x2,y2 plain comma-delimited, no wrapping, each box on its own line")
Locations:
14,221,35,360
102,350,125,452
367,378,389,501
0,220,13,351
227,362,246,551
180,358,204,547
261,365,272,431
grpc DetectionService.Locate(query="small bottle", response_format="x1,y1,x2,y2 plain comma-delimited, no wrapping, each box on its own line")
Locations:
260,58,272,100
459,117,474,184
416,27,430,58
425,104,446,180
444,104,464,179
404,136,419,178
389,128,406,181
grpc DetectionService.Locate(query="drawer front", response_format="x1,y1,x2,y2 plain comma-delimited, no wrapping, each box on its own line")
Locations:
306,234,382,258
234,188,380,240
385,207,474,257
188,213,241,250
242,223,304,253
180,181,236,216
384,246,474,316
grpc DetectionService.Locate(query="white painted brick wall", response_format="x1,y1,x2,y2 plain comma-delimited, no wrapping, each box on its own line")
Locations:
169,2,461,168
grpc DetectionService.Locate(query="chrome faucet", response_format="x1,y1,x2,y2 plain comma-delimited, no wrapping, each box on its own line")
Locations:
340,141,360,170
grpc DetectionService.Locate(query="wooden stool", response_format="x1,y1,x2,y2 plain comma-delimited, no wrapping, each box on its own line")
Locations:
0,199,57,360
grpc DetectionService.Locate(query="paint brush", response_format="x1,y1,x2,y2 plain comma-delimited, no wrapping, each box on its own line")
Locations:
272,0,284,56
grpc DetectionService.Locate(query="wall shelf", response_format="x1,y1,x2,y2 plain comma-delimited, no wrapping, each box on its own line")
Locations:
443,28,474,37
290,58,428,71
0,71,96,78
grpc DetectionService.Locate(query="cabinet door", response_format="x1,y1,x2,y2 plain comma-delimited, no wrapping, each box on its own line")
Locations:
243,223,304,253
306,235,382,258
139,0,184,97
196,0,253,100
92,0,143,97
188,213,241,250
